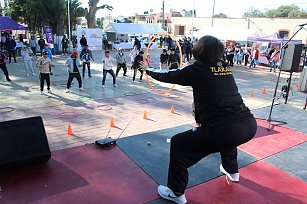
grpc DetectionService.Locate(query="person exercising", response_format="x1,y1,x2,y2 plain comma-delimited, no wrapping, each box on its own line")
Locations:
145,35,257,204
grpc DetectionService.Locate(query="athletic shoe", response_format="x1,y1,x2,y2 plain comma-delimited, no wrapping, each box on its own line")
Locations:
157,185,187,204
79,87,84,91
220,164,240,182
65,89,70,93
89,75,92,78
7,78,11,82
113,84,118,87
48,90,52,94
102,85,105,88
40,91,43,95
27,73,30,77
32,73,36,76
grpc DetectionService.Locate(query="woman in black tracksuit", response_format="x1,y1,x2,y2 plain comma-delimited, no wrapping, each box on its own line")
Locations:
146,35,257,204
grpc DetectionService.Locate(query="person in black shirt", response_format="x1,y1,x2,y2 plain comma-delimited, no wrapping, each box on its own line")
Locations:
38,37,45,56
80,35,87,50
244,48,251,66
185,41,192,61
168,48,180,70
160,49,168,69
0,50,11,81
61,35,69,55
132,51,144,82
145,35,257,204
134,37,141,51
6,36,17,63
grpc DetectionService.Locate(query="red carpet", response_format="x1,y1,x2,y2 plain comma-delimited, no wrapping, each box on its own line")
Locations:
186,161,307,204
0,145,158,204
1,122,306,204
239,119,307,159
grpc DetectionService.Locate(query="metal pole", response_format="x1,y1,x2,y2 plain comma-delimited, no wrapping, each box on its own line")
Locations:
67,0,71,53
162,1,165,30
284,72,293,104
266,25,304,130
211,0,215,27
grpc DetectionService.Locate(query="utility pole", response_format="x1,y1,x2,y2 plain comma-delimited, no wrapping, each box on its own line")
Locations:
162,1,165,30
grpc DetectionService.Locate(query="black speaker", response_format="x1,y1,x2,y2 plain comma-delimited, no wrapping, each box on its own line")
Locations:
0,116,51,170
280,43,305,72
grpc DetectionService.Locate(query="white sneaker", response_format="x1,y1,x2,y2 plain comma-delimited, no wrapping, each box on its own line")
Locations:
79,87,84,91
220,164,240,182
157,185,187,204
32,73,36,76
26,73,30,77
40,91,43,95
48,90,52,94
113,84,118,87
65,89,70,93
102,85,105,88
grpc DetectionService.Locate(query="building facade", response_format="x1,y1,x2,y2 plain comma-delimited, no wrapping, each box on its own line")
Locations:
171,17,307,43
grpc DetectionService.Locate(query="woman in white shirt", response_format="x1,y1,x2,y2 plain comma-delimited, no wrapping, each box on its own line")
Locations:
130,45,139,69
21,45,35,76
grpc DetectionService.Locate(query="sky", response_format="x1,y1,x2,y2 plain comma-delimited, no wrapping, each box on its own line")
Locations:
80,0,307,19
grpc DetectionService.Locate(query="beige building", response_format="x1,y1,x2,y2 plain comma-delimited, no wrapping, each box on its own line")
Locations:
171,17,307,43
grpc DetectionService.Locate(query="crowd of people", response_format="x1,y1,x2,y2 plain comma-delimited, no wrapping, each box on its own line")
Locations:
0,33,283,98
224,44,280,71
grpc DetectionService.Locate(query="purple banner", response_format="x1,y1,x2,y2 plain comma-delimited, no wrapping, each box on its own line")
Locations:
43,25,54,45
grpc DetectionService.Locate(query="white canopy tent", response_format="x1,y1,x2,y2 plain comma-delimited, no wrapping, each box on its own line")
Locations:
105,23,164,50
105,23,165,35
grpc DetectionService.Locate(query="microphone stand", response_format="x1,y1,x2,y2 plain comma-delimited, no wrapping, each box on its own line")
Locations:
266,24,305,130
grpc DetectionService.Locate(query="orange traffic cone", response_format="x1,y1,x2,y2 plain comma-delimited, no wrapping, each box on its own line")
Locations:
250,90,254,97
143,110,147,119
263,88,267,95
110,117,115,128
67,124,73,136
171,105,175,114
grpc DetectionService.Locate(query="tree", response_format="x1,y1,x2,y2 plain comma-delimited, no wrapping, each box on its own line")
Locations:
84,0,113,28
5,0,84,36
243,4,307,18
265,4,307,18
213,13,227,18
243,7,264,18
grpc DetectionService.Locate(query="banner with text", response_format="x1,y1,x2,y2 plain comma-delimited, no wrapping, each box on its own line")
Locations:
43,25,54,48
